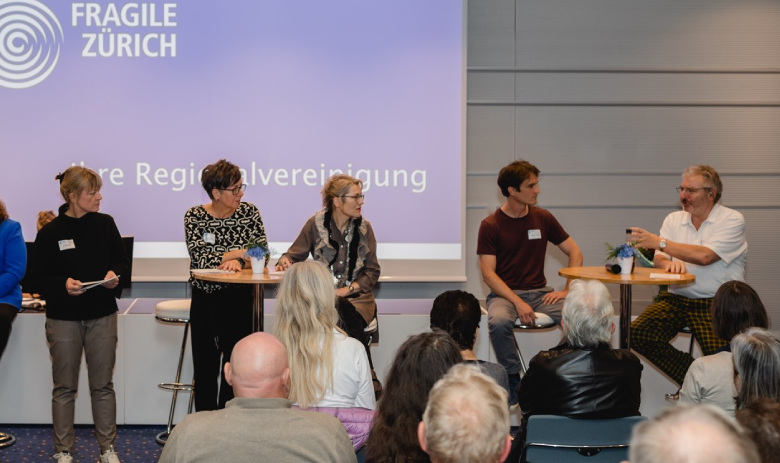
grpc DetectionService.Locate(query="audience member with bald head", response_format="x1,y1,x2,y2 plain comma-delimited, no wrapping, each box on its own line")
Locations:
159,332,356,463
224,331,290,399
626,405,760,463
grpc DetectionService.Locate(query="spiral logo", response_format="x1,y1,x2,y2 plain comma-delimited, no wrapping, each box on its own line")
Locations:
0,0,63,89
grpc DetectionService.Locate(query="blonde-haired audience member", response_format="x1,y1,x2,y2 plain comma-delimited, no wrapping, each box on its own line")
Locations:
418,364,511,463
274,260,374,410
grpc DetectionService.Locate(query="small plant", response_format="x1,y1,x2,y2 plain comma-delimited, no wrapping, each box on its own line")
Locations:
245,238,269,259
605,242,654,267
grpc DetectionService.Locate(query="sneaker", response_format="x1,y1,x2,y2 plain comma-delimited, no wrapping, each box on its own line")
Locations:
508,372,521,407
99,446,121,463
53,452,73,463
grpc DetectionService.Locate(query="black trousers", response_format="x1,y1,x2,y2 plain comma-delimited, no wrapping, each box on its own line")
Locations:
0,303,17,360
189,284,252,411
337,297,374,369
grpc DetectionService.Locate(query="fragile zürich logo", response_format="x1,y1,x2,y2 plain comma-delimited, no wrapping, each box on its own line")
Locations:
0,0,63,89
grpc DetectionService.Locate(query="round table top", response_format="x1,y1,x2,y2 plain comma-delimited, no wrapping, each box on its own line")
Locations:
558,266,695,286
191,268,284,284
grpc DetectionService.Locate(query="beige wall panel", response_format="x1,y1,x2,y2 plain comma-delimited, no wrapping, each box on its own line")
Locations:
467,0,516,67
467,106,516,172
514,107,780,174
514,0,780,70
509,74,780,105
469,72,515,101
467,174,505,206
469,173,780,209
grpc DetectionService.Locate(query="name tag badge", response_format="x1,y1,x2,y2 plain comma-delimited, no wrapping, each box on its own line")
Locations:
58,239,76,251
528,229,542,240
203,232,216,244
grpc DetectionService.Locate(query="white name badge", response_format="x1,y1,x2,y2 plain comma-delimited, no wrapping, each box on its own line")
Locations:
528,229,542,240
58,239,76,251
203,232,216,244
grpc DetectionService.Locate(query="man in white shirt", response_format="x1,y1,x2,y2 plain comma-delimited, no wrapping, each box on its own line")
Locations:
629,165,747,386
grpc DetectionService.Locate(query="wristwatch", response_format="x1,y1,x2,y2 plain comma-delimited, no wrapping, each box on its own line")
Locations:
658,239,667,252
236,257,246,268
348,283,357,293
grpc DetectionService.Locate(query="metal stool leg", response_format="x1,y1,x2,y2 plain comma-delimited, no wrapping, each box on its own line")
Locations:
0,431,16,448
514,334,528,375
156,322,195,445
665,328,696,401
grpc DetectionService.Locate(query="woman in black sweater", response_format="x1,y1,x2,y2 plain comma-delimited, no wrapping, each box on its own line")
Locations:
32,166,128,463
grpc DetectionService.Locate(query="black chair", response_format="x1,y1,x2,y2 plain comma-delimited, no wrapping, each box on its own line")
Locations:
521,415,646,463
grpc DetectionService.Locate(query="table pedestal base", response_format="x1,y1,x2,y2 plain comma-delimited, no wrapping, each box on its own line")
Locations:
620,284,632,349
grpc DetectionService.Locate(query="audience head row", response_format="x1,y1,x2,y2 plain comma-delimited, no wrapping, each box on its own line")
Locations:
419,364,510,463
732,327,780,410
712,280,768,342
562,279,615,348
429,290,481,351
366,330,462,463
629,404,760,463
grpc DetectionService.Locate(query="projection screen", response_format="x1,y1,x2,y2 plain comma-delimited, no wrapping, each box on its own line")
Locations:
0,0,465,281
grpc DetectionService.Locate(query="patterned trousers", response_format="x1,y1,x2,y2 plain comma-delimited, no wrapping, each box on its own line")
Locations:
631,292,726,386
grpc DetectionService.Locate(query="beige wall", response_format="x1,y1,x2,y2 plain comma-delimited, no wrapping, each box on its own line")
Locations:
465,0,780,325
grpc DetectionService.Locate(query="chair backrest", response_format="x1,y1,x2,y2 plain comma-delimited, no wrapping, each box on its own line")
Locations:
521,415,646,463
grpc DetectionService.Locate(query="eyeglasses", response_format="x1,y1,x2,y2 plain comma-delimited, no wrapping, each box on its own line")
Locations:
342,194,365,201
220,184,247,195
675,186,711,194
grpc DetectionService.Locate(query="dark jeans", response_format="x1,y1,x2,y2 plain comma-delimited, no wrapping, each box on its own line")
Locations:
190,284,253,411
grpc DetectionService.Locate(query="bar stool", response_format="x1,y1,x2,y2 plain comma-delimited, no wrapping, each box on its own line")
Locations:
155,299,195,445
514,313,558,374
0,431,15,448
665,325,696,401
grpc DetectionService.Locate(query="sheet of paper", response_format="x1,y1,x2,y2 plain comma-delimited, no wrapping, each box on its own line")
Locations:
81,275,120,290
190,269,236,275
649,273,682,280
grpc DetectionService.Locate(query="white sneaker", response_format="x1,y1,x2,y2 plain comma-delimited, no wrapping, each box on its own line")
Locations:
53,452,73,463
99,446,121,463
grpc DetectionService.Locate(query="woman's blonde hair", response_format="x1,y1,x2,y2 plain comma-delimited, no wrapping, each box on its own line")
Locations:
37,210,56,231
321,174,362,211
273,260,341,408
56,166,102,203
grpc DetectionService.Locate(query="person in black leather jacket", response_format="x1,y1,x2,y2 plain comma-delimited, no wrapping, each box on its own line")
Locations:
509,279,642,462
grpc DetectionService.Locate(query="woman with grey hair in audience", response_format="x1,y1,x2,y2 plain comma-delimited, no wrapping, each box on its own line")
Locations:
732,327,780,410
680,280,769,415
509,279,642,463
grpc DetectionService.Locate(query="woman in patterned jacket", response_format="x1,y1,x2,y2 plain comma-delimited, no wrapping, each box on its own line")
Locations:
184,159,269,411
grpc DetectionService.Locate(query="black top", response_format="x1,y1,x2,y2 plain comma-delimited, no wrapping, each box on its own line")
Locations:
32,205,128,321
518,342,642,422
